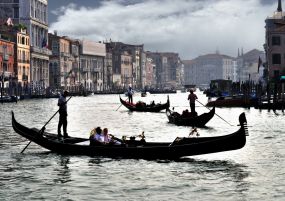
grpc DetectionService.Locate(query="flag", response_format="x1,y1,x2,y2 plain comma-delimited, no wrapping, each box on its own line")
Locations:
258,56,262,73
41,38,47,48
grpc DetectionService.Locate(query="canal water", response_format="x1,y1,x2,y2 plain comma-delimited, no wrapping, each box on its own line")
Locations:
0,91,284,200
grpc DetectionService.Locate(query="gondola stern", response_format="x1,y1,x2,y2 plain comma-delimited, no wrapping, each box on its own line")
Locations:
238,112,249,136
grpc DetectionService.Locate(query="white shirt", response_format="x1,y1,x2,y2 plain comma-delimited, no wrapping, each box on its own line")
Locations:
94,133,104,143
58,95,67,112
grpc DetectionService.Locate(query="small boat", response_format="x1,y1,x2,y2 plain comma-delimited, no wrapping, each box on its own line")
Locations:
12,111,248,159
120,96,170,112
141,91,148,97
206,96,256,108
166,107,215,127
0,95,18,103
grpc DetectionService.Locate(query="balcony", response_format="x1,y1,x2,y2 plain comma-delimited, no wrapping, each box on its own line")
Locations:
60,52,71,57
18,59,30,64
91,67,100,73
30,46,52,56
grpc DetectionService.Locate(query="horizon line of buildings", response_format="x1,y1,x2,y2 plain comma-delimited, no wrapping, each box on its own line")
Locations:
1,0,283,96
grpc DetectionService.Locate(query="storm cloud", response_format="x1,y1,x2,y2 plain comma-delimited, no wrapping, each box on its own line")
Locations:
49,0,278,59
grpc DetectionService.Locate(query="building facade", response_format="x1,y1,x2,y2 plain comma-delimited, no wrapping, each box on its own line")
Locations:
15,27,30,86
0,38,14,91
145,57,156,88
80,40,105,92
264,0,285,80
236,49,265,83
0,0,51,94
183,53,235,87
146,51,183,89
105,41,145,89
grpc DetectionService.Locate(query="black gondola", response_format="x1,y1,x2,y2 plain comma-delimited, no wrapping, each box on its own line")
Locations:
166,107,215,127
12,111,248,160
119,96,170,112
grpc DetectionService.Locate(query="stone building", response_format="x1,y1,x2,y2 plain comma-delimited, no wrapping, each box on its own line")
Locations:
48,33,79,90
105,41,144,89
0,23,30,88
264,0,285,80
183,53,235,87
120,50,132,88
14,27,30,87
236,49,265,83
145,57,156,88
0,38,14,91
104,47,112,91
0,0,51,93
146,51,183,89
80,40,105,92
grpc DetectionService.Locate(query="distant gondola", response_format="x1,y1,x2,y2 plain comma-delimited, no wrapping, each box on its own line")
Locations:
119,96,170,112
12,111,248,160
166,107,215,127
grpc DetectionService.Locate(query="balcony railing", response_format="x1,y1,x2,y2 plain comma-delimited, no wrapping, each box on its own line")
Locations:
91,68,100,73
31,46,52,55
18,59,30,64
60,52,71,57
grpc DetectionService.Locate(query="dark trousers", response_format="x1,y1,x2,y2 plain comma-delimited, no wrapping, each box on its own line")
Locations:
128,95,133,103
190,103,195,113
58,112,67,136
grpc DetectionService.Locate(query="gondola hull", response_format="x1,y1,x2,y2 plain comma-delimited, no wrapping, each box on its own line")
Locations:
120,96,170,112
166,107,215,127
12,111,248,159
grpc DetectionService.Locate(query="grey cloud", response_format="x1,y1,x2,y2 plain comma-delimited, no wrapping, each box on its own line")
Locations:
49,0,275,59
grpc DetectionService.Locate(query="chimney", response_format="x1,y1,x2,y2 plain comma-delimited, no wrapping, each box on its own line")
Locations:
277,0,282,12
54,30,57,36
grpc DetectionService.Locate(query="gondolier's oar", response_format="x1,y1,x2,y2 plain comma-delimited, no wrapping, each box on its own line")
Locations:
196,99,234,126
116,96,129,111
20,96,72,153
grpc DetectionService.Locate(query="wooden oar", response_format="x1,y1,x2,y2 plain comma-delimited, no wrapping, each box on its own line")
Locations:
196,99,234,126
116,96,129,111
20,96,72,153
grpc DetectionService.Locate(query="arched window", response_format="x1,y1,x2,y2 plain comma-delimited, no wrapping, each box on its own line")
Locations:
22,36,25,45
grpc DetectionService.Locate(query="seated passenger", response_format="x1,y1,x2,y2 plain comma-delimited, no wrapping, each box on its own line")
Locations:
90,127,104,145
103,128,122,145
182,109,189,117
136,101,146,108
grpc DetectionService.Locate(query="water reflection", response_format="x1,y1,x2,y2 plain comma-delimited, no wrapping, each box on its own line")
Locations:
53,156,71,184
172,158,250,196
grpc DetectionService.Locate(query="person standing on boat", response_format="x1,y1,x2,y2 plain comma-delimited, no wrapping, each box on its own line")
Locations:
188,89,198,114
58,90,69,138
127,85,133,104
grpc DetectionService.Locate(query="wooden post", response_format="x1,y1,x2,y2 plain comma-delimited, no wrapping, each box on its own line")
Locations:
281,83,284,112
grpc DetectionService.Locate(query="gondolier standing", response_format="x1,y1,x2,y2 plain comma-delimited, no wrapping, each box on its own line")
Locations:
127,85,133,104
188,89,198,114
58,90,69,138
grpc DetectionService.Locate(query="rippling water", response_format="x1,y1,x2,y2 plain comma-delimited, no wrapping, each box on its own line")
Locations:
0,92,284,200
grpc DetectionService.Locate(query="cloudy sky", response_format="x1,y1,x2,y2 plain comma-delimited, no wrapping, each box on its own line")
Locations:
48,0,279,59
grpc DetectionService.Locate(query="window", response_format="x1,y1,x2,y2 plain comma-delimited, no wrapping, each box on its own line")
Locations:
272,36,281,46
272,54,281,64
14,7,19,18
